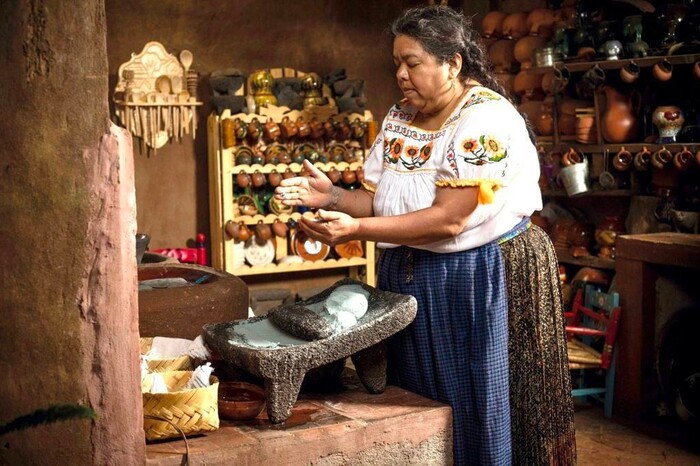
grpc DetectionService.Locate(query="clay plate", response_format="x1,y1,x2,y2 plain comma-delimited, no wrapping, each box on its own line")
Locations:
218,381,266,421
292,230,330,261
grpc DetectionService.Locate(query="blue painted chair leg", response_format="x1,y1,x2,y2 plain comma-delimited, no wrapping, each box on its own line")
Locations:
604,349,618,418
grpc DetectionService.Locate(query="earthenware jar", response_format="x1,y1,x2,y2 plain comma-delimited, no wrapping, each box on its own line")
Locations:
673,147,694,171
263,118,281,142
527,8,555,37
502,12,529,39
600,86,640,143
620,61,640,84
652,59,673,82
652,105,684,143
613,146,634,171
280,116,298,139
482,10,507,38
634,146,652,171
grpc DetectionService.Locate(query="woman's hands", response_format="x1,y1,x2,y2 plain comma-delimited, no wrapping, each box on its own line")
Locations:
298,209,360,246
274,160,335,209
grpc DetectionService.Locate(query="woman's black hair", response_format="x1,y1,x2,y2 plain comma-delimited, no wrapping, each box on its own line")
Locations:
390,6,537,143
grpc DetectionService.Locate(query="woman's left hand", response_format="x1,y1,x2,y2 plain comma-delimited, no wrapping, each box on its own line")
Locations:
298,209,359,246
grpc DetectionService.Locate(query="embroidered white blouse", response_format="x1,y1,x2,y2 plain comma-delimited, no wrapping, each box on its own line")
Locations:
362,86,542,253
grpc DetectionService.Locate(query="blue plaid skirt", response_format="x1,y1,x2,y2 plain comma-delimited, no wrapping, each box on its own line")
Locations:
379,227,521,465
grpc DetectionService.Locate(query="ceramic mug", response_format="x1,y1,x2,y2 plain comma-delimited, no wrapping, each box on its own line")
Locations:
651,146,673,169
327,167,341,184
634,146,652,171
233,118,247,139
296,117,311,138
619,61,640,84
263,118,281,141
236,171,251,188
251,170,266,188
561,147,584,166
673,146,694,171
254,221,273,245
652,59,673,82
612,146,634,171
224,220,240,239
268,170,282,187
280,116,299,139
308,118,325,139
271,219,289,237
247,117,263,142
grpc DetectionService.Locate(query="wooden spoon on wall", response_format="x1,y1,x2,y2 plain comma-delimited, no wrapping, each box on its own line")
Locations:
179,50,193,79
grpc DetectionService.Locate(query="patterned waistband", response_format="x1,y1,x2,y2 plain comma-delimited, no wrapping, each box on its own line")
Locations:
497,217,532,245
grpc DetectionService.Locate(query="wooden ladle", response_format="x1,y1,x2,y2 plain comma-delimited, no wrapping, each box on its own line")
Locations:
179,50,193,78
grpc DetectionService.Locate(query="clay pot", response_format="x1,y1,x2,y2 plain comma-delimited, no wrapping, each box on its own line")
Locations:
263,119,281,141
634,147,652,171
489,39,516,73
327,167,341,184
251,170,266,188
482,10,507,38
527,8,555,37
224,220,240,239
600,86,640,143
296,117,311,138
536,99,555,136
651,146,673,169
513,70,543,100
513,35,547,67
341,167,357,185
268,170,282,187
612,147,633,171
652,59,673,82
620,62,640,84
271,219,289,237
673,147,694,171
308,118,325,139
652,105,685,143
236,171,251,188
502,12,529,40
280,116,299,139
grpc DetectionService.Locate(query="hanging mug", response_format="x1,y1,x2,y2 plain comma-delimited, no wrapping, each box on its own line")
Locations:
673,146,694,171
233,118,247,140
612,146,633,171
634,146,652,171
271,219,289,237
224,220,240,239
236,170,251,188
652,59,673,82
561,147,583,166
268,170,282,187
280,116,299,139
247,117,263,143
296,117,311,138
327,167,341,184
254,221,273,245
619,61,640,84
237,222,252,242
651,146,673,169
263,118,281,141
251,170,266,188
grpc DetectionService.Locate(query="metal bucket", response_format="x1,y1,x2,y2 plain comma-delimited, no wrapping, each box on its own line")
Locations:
559,159,589,196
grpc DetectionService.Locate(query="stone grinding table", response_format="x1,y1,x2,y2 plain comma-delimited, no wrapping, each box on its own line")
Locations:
203,278,418,424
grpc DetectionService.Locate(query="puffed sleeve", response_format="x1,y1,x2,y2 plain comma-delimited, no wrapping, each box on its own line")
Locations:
361,118,388,194
435,102,515,204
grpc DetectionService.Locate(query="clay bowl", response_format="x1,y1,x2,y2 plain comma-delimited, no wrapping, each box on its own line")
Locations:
218,381,266,421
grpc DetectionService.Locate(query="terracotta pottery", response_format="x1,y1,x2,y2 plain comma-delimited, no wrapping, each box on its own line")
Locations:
308,117,325,139
236,171,251,188
536,99,555,136
575,114,597,144
251,170,266,188
620,61,640,84
494,71,516,95
233,118,247,140
341,167,357,185
673,147,694,171
296,117,311,138
280,116,299,139
634,147,652,171
518,100,543,128
224,220,240,239
651,146,673,169
558,98,591,136
268,170,282,187
513,70,543,100
527,8,556,37
502,12,529,40
612,147,634,171
694,60,700,80
271,219,289,238
600,86,640,143
263,118,281,141
568,221,593,257
327,167,341,184
514,35,547,67
254,221,273,246
247,118,263,143
652,105,684,143
489,39,517,73
652,59,673,82
234,146,254,165
482,10,508,38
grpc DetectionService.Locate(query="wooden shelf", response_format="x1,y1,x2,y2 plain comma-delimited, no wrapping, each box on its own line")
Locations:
543,189,635,198
231,257,370,276
555,246,616,270
536,141,700,153
226,160,363,176
529,53,700,74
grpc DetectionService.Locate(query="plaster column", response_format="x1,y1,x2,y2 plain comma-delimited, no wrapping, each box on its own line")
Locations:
0,1,144,463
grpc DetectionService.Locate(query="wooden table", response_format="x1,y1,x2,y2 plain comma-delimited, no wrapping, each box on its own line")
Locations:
614,233,700,420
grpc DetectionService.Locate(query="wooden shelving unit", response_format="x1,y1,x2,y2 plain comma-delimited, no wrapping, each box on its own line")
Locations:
555,246,616,271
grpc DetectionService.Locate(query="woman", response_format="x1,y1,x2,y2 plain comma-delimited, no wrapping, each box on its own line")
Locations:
275,6,575,465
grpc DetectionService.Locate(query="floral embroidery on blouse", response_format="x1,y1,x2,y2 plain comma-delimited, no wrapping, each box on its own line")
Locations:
458,135,508,166
400,142,434,170
383,137,404,164
463,89,502,109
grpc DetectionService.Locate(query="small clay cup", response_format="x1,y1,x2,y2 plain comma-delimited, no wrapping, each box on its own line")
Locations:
263,119,281,141
309,118,325,139
236,171,251,188
342,167,357,185
561,147,583,166
237,223,252,242
251,170,266,188
280,116,299,139
673,147,694,171
233,118,247,139
335,119,352,141
327,167,341,184
356,168,365,184
254,221,273,245
247,117,263,142
652,59,673,82
350,118,366,140
268,170,282,187
612,146,633,171
634,147,652,171
271,219,289,237
224,220,240,239
652,146,673,169
620,61,640,84
283,168,295,180
296,117,311,138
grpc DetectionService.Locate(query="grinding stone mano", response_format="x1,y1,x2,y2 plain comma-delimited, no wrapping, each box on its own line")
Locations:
203,278,417,424
268,304,334,341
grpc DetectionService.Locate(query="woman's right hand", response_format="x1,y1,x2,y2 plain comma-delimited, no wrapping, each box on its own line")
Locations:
274,159,334,209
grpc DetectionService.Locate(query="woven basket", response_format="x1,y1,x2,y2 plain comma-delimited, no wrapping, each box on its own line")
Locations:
140,337,193,373
142,371,220,441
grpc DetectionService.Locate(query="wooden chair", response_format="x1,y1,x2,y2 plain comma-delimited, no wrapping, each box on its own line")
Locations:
565,284,622,418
